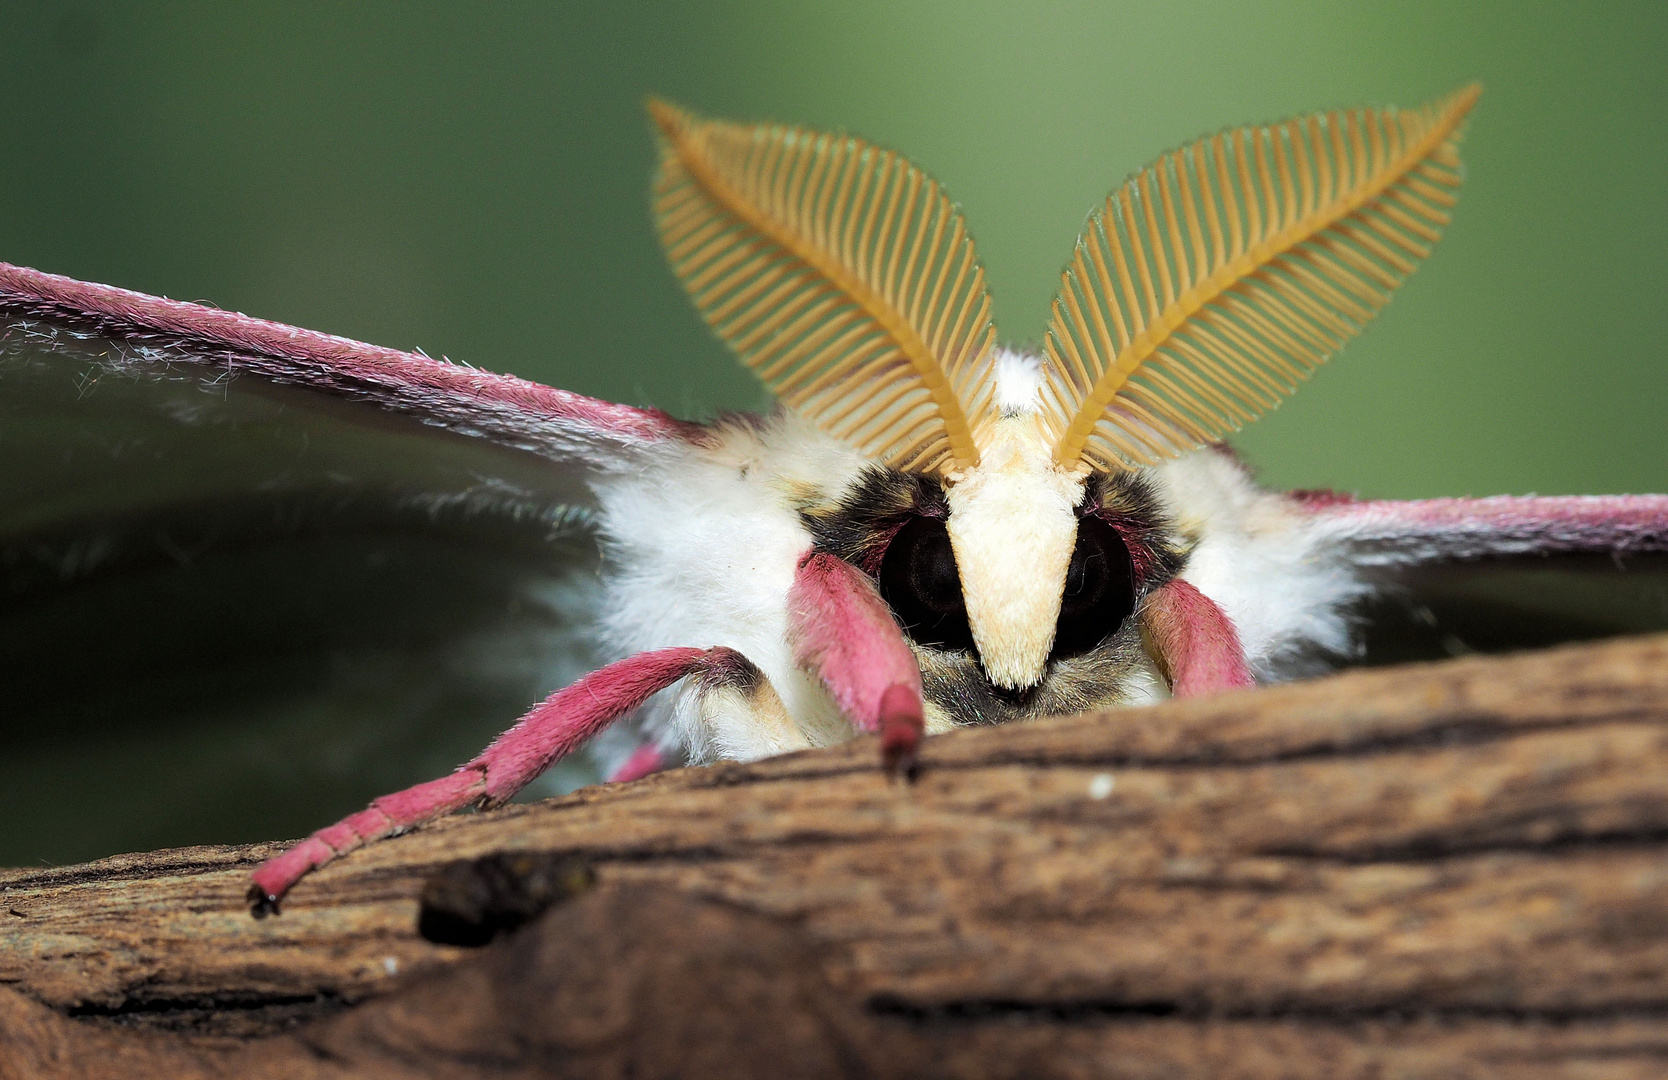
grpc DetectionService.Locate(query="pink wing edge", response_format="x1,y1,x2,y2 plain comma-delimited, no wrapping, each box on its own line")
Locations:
0,260,703,454
1290,490,1668,562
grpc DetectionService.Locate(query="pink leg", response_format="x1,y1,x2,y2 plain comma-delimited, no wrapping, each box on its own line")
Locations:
1140,579,1256,697
606,744,666,783
787,551,925,774
248,646,712,916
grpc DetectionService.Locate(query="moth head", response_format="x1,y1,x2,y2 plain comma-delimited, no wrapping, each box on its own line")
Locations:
650,88,1479,689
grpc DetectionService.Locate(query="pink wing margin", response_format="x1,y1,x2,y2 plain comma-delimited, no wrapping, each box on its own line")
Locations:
0,261,701,462
1299,493,1668,565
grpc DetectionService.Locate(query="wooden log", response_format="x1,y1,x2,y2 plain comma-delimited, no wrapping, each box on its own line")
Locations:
4,634,1668,1078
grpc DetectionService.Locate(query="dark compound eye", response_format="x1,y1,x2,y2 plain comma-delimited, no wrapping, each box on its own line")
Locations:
1050,514,1137,661
878,515,976,653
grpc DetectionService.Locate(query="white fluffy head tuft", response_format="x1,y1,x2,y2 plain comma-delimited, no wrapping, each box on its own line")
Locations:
991,348,1045,416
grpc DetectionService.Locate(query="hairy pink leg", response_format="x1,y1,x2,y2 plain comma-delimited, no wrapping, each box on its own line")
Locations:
248,646,711,916
787,551,925,774
606,744,666,783
1141,579,1256,698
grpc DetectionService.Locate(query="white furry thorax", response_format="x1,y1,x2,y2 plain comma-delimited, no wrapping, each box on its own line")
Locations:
588,411,869,765
1149,450,1369,678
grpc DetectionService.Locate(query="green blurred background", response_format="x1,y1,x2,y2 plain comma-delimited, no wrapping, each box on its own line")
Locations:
3,0,1663,497
1,2,1665,868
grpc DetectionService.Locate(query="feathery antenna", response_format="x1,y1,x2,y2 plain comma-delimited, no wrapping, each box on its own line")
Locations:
649,100,995,473
1043,85,1481,470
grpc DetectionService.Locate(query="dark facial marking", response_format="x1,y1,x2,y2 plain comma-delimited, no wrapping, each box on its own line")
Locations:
1049,513,1137,661
800,465,945,575
802,466,977,655
877,515,976,653
1084,471,1186,590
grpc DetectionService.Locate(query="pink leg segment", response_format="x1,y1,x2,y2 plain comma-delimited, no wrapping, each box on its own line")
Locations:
248,646,711,916
606,744,666,783
787,551,925,774
1141,579,1256,698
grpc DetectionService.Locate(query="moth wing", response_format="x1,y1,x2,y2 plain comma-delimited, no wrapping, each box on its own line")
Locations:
1308,495,1668,664
0,264,692,865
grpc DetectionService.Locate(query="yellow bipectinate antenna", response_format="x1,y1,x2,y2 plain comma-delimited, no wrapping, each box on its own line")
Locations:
649,100,995,473
1044,85,1480,470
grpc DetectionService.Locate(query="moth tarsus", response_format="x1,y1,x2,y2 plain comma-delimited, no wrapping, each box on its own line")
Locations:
4,85,1664,917
879,692,925,781
247,886,281,920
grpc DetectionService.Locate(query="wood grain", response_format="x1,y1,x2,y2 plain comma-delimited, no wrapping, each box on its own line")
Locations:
4,633,1668,1078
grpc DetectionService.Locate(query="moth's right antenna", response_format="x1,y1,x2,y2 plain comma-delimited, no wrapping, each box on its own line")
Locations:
1043,84,1481,471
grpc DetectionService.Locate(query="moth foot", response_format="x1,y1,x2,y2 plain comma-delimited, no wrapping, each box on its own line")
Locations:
882,740,920,781
878,683,924,781
247,884,281,919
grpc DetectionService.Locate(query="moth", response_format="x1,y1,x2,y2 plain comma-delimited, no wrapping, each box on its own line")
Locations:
2,86,1663,915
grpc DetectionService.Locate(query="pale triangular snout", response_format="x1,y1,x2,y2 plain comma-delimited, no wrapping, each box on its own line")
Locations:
945,420,1086,689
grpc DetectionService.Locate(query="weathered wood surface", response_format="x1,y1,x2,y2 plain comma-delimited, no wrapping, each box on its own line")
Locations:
5,633,1668,1078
